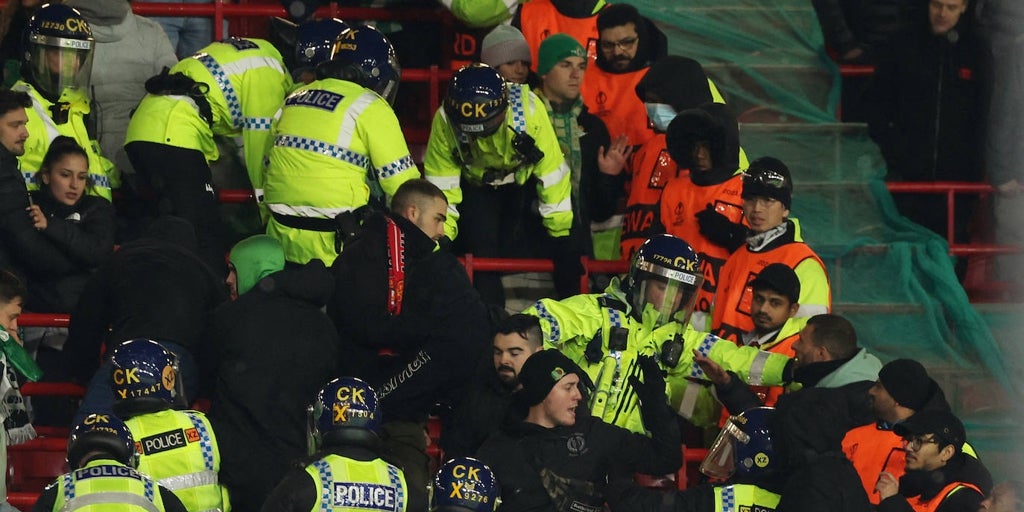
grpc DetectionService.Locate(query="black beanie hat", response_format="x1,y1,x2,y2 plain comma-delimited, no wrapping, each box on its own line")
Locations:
750,263,801,304
516,349,584,407
742,156,793,209
877,359,936,411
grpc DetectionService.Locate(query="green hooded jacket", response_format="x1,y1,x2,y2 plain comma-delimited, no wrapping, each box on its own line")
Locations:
229,235,285,296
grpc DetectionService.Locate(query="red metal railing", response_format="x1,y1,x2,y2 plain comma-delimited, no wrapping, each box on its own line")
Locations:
886,181,1020,257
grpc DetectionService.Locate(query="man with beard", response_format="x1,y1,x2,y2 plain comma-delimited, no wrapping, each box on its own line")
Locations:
440,314,544,458
699,314,879,511
582,4,667,147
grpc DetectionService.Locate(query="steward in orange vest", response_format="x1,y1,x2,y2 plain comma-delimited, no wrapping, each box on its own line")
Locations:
660,103,747,322
515,0,605,67
876,410,988,512
843,359,990,506
583,4,666,147
711,158,830,342
617,56,718,260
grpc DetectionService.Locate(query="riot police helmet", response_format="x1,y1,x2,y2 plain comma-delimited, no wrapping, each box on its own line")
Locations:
316,25,401,105
307,377,382,453
22,3,95,103
443,63,508,138
67,413,139,469
430,457,501,512
701,406,778,481
625,234,705,328
109,339,186,417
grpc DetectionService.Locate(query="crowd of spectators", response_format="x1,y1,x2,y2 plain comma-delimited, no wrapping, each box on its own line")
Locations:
0,0,1019,511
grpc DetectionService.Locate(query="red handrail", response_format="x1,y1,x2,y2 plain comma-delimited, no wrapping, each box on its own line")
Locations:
838,64,875,77
885,181,1019,256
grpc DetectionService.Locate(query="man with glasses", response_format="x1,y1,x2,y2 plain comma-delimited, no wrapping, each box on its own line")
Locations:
842,359,991,505
581,4,667,147
710,157,831,342
876,410,987,512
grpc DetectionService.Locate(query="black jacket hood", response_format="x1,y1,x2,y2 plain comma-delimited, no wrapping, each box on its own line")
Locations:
665,102,740,183
634,55,712,110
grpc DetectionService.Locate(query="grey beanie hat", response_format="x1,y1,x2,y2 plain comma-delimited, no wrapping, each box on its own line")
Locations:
480,24,531,68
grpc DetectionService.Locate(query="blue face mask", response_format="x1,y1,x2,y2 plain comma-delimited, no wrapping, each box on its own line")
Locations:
645,103,677,132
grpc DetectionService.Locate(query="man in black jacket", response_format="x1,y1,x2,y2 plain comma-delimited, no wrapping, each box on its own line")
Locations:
441,313,544,459
0,90,31,272
329,179,496,512
0,90,30,213
865,0,983,274
202,235,339,512
699,314,877,512
476,350,681,512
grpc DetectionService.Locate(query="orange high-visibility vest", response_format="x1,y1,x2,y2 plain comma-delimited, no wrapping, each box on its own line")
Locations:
660,173,745,313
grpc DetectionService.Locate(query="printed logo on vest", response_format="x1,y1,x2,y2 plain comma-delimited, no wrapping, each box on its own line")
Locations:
285,89,345,112
139,428,192,455
332,482,397,510
74,465,142,481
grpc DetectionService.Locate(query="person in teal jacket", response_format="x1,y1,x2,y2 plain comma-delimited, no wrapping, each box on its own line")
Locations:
524,234,793,433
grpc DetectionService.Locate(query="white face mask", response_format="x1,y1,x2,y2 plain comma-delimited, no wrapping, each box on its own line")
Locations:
645,102,677,132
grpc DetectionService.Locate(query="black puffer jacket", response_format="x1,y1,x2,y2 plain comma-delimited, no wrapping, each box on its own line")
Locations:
665,102,740,180
203,261,340,512
811,0,917,58
9,190,115,312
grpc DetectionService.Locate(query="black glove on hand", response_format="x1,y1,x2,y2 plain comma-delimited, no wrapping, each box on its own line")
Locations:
629,355,668,413
695,204,748,253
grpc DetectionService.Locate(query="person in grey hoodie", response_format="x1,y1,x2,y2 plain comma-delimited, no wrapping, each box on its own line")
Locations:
63,0,177,177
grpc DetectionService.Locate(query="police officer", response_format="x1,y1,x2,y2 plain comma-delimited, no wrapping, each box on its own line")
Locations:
261,377,410,511
424,63,578,307
607,407,787,512
270,17,352,85
32,413,187,512
263,25,419,266
12,3,117,200
109,339,229,512
430,457,500,512
524,234,792,432
124,32,294,272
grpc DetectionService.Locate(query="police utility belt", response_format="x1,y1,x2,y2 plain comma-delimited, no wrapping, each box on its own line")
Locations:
271,205,377,252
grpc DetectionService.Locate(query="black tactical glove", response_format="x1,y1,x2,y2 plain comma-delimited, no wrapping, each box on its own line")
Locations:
629,355,669,417
695,204,748,253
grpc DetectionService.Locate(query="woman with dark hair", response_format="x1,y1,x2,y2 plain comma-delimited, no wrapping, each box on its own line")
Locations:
12,136,115,311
